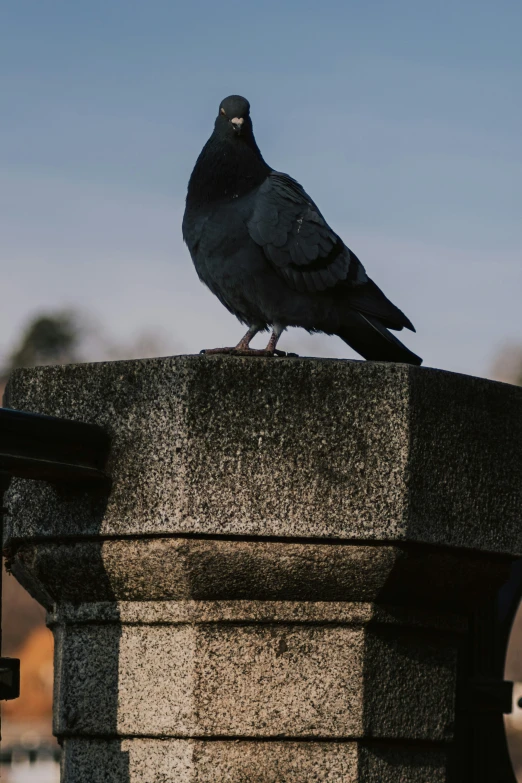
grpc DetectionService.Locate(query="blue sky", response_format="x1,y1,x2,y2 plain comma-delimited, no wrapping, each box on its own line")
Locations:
1,0,521,376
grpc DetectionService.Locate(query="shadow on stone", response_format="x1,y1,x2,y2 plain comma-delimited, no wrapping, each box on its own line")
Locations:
359,367,522,782
4,477,130,782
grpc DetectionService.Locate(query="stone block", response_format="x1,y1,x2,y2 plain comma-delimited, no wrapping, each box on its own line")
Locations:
50,601,457,742
4,356,522,552
11,536,512,613
61,739,447,783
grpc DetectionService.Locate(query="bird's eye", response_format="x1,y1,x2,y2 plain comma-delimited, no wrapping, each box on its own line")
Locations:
220,108,226,116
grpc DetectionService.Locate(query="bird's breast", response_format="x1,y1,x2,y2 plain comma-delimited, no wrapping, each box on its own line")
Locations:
184,199,253,261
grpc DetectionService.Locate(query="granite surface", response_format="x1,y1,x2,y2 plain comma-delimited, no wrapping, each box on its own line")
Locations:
61,738,447,782
10,536,512,612
47,599,466,633
4,355,521,781
4,355,522,552
52,609,456,741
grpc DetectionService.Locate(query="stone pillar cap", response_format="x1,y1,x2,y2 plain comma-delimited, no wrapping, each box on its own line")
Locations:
4,356,522,554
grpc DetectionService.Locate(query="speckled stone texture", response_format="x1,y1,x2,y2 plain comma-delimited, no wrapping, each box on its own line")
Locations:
3,356,522,782
10,537,511,611
61,739,447,782
4,355,522,551
49,605,457,740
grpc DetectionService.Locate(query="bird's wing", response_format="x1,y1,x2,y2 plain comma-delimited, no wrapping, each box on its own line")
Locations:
247,172,367,294
247,172,414,331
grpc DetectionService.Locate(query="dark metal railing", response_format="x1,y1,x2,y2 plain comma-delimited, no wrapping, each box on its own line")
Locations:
451,561,522,782
0,407,110,484
0,406,110,701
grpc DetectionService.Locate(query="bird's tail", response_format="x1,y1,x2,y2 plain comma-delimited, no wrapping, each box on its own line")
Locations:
337,312,422,365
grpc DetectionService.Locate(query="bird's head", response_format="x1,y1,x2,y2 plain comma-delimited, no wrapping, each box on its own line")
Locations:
215,95,251,138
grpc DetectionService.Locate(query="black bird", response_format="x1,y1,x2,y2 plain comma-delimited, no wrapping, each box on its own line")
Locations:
182,95,422,365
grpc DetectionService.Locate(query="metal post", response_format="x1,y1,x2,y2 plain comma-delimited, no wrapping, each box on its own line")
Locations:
451,563,522,781
0,470,20,702
0,407,111,710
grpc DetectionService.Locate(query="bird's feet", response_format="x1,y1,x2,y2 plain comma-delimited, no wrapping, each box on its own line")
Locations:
200,347,298,357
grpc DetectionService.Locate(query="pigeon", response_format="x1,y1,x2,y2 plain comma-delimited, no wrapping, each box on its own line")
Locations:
182,95,422,365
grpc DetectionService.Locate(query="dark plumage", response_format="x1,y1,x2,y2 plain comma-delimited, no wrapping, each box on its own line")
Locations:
182,95,422,364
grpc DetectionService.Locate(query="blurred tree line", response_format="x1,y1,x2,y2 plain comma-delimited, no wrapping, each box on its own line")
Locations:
0,309,170,393
4,311,81,373
490,345,522,387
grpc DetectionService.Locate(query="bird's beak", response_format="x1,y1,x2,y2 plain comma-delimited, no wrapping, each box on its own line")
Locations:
230,117,244,135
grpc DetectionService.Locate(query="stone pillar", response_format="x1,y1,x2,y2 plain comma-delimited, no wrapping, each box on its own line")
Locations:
3,356,522,782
